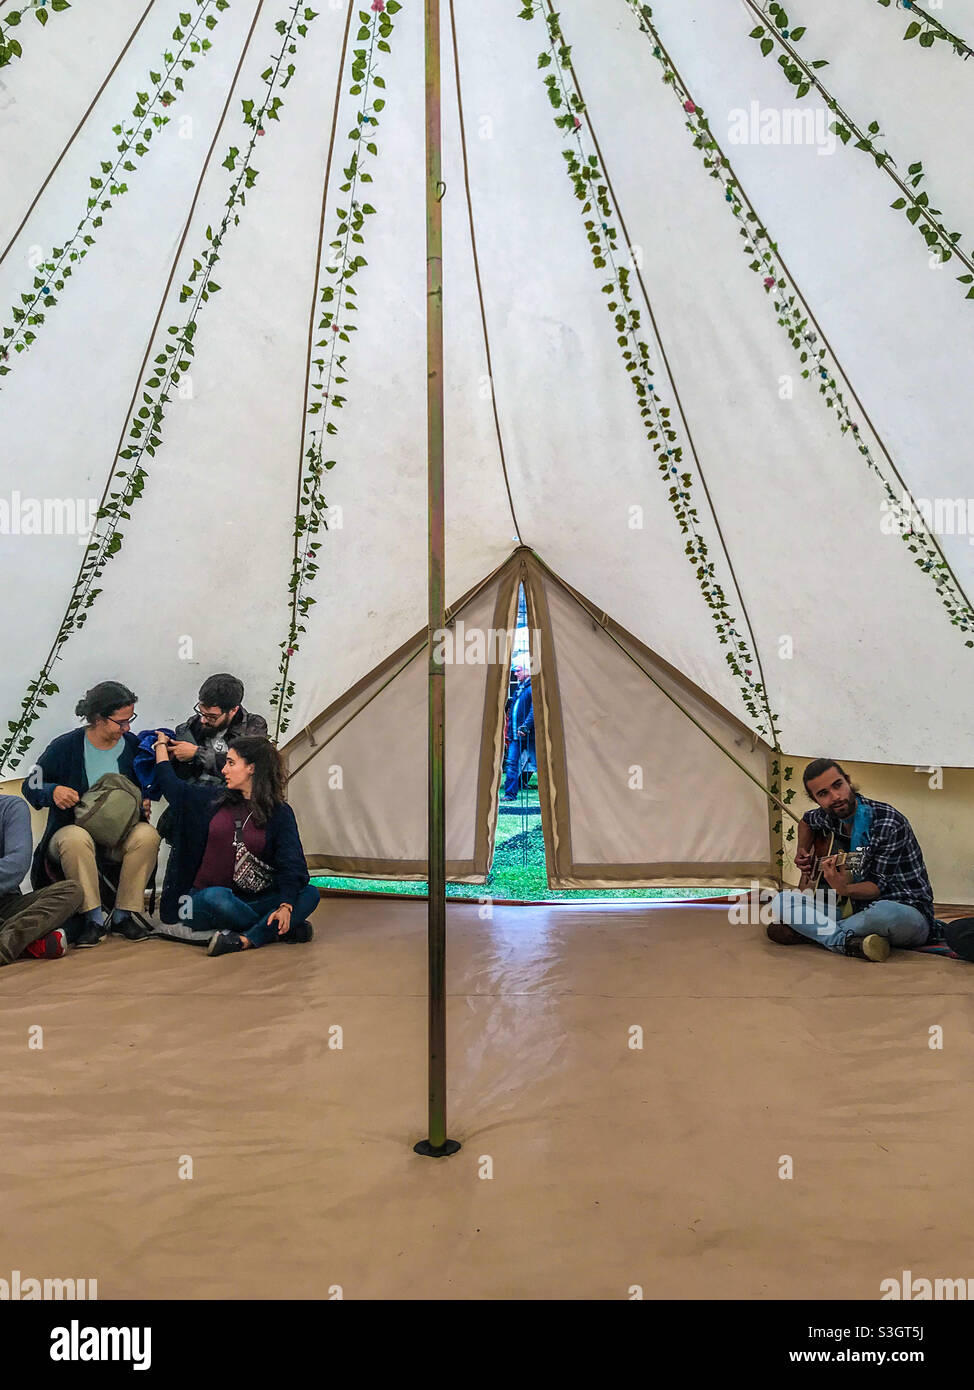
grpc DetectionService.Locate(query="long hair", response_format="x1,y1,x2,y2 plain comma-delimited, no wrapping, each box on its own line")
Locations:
222,736,286,827
75,681,137,724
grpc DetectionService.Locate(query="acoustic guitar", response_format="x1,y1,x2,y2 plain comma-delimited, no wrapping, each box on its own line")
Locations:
800,832,866,918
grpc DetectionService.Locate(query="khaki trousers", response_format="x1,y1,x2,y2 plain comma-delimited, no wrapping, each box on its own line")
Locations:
48,822,161,913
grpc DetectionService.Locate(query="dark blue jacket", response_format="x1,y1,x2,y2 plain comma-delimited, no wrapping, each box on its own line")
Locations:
22,728,141,889
513,681,534,738
153,759,310,924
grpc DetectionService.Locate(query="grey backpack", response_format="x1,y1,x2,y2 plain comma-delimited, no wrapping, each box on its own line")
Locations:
74,773,143,849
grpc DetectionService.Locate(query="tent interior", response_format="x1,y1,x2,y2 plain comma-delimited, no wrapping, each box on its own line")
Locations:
1,0,973,1299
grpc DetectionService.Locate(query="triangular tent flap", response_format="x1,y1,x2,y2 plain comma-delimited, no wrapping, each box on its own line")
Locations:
527,553,776,888
284,555,519,882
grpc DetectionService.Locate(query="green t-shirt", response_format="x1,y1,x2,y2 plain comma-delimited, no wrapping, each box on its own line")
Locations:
83,735,122,788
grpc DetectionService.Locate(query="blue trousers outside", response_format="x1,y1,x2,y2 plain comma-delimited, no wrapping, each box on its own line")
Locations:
503,737,535,797
189,884,320,948
769,890,930,954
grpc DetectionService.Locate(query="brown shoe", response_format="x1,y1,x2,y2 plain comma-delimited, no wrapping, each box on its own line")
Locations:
766,922,810,946
841,932,891,962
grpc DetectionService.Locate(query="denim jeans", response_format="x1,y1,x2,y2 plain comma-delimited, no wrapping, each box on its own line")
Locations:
769,889,930,954
503,737,535,796
189,884,320,948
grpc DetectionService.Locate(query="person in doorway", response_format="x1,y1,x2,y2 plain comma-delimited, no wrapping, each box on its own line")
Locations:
766,758,935,961
0,792,82,963
502,663,536,799
151,732,318,958
22,682,160,946
168,674,268,787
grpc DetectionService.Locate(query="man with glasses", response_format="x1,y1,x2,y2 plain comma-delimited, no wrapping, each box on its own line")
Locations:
168,674,268,787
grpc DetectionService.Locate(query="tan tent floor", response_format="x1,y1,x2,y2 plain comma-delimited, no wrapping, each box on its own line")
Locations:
3,897,972,1300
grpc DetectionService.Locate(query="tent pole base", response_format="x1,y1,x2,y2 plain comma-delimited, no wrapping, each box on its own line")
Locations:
413,1139,462,1158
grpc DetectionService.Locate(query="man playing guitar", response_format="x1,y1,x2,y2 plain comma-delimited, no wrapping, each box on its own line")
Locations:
766,758,936,961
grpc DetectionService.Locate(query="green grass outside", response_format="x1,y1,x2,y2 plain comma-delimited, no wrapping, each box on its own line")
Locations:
314,785,730,901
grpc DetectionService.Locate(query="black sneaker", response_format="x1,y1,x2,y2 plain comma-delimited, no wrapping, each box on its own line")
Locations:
114,913,153,942
73,922,105,949
283,921,314,944
207,930,244,957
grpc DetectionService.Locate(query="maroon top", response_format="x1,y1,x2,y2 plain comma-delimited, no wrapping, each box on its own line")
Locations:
193,803,268,891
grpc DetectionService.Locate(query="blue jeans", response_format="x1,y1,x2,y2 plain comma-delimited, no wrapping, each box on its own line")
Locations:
769,890,930,954
503,737,536,796
188,884,320,948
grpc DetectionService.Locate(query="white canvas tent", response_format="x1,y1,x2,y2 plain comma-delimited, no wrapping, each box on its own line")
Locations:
2,0,973,889
6,0,974,1308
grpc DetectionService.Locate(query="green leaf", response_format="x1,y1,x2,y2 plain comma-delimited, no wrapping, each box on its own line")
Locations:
904,21,921,40
35,6,48,24
760,37,773,56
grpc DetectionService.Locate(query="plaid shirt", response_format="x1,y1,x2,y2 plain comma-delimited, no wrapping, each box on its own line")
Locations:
802,796,935,925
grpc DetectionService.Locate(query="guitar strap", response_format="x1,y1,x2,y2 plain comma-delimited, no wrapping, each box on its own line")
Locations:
836,798,873,919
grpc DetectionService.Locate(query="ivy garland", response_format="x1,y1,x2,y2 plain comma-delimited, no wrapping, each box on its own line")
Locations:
745,1,974,300
271,0,401,738
516,2,789,807
0,3,320,776
0,0,70,71
623,5,974,647
875,0,974,61
1,1,231,382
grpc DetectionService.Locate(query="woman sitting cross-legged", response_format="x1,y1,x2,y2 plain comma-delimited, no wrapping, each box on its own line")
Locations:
151,732,319,957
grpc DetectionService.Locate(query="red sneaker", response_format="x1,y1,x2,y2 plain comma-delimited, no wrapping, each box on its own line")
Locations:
25,928,68,960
